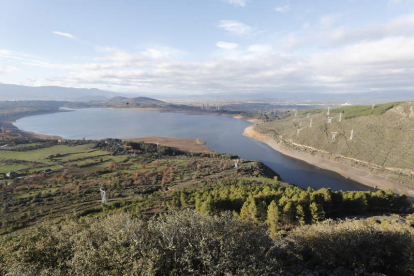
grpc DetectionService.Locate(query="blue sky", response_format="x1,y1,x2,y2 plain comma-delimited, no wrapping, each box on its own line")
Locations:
1,0,414,96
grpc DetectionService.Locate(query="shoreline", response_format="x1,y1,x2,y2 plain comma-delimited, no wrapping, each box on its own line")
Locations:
9,106,411,195
122,136,213,153
3,109,213,153
243,125,414,197
0,110,67,140
104,107,263,124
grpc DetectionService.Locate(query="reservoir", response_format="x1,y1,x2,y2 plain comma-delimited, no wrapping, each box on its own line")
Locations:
15,108,370,191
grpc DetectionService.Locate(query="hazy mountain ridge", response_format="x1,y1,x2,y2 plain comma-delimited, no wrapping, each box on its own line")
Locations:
0,83,128,101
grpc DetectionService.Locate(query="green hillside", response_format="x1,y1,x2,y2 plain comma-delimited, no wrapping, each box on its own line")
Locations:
255,101,414,179
0,136,413,275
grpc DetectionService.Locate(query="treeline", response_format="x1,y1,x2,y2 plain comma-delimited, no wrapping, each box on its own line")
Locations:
124,140,238,159
332,101,404,119
168,179,410,234
296,102,404,120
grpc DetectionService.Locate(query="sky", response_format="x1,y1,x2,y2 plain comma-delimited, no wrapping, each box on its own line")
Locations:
1,0,414,97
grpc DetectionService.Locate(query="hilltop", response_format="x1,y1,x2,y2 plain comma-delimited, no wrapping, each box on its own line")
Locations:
253,101,414,190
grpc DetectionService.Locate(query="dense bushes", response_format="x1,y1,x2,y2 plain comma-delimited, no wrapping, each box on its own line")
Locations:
0,210,277,276
278,219,414,275
1,210,413,275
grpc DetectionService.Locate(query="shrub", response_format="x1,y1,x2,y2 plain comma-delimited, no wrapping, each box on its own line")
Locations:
278,219,414,275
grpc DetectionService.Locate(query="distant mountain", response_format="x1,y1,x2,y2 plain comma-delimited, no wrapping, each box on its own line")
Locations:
0,83,130,102
89,96,165,107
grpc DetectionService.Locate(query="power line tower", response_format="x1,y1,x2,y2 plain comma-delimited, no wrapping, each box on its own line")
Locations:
350,129,354,141
100,189,108,204
310,119,313,127
328,117,333,123
339,112,342,122
331,132,338,142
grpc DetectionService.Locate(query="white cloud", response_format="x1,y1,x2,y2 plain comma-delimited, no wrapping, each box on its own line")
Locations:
302,22,311,30
247,44,272,54
6,14,414,96
216,42,239,50
319,14,340,27
0,65,18,74
275,5,290,13
52,31,76,39
218,20,254,36
223,0,247,7
282,33,302,51
324,13,414,46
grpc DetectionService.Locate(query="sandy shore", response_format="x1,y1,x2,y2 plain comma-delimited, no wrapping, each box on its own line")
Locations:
243,125,414,197
123,137,212,153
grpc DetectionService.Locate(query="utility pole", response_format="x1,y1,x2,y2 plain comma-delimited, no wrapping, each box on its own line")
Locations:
295,110,297,117
327,107,330,116
296,129,301,136
328,117,333,123
310,119,313,127
350,129,354,141
156,141,159,149
331,132,338,142
339,112,342,122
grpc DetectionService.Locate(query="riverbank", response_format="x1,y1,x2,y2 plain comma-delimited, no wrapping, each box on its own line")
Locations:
122,137,213,153
243,125,414,197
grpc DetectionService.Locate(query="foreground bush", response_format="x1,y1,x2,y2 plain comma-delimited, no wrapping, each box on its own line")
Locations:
1,211,413,275
0,210,278,276
278,219,414,275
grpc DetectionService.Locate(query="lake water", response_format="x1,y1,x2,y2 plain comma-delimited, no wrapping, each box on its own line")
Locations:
15,108,370,191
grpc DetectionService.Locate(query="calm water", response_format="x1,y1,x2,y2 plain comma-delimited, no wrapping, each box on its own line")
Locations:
15,108,370,191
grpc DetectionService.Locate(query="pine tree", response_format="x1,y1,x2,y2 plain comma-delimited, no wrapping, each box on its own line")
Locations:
296,205,306,226
199,196,215,215
266,200,280,237
240,196,258,223
310,202,325,223
282,201,296,225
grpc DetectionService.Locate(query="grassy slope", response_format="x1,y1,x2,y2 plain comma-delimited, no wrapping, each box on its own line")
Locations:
255,101,414,171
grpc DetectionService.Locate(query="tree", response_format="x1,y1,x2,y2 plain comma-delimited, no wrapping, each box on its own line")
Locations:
296,205,306,226
266,200,280,237
240,196,258,223
199,196,215,215
310,202,325,223
282,201,296,225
